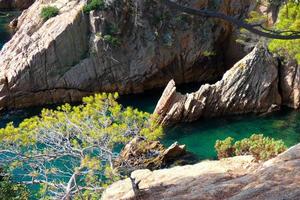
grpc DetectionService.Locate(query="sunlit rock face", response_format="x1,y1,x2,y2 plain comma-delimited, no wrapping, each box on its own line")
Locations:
154,47,282,126
0,0,255,109
102,143,300,200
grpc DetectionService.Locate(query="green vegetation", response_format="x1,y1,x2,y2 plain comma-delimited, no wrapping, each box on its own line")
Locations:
102,22,121,47
268,2,300,63
0,93,163,199
215,134,287,161
83,0,105,13
40,6,59,21
103,34,121,47
0,169,29,200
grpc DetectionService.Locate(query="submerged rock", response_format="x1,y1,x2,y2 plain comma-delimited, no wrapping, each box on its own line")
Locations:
154,46,282,125
102,143,300,200
0,0,255,109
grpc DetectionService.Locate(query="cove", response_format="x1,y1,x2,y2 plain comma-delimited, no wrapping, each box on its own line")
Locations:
0,15,300,161
2,91,300,161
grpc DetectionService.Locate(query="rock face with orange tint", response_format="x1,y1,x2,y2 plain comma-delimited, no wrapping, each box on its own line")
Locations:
154,47,282,125
102,144,300,200
0,0,255,109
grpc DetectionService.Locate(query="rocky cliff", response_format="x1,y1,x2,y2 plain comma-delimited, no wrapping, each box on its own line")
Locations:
102,143,300,200
154,46,282,125
0,0,255,109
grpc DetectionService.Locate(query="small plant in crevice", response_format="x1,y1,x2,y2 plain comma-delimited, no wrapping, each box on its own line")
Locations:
103,34,121,47
102,22,122,47
215,134,287,161
40,6,59,21
83,0,105,13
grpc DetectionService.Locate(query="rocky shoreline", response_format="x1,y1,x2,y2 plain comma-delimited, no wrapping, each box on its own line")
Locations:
102,143,300,200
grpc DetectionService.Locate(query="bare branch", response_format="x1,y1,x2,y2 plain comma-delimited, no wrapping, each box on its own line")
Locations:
163,0,300,40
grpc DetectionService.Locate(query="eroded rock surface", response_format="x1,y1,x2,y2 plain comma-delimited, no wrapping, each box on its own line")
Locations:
102,144,300,200
0,0,255,109
154,47,282,125
280,60,300,109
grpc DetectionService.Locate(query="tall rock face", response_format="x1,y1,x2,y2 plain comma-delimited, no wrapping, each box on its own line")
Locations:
0,0,34,10
0,0,255,109
280,60,300,109
154,47,281,125
101,144,300,200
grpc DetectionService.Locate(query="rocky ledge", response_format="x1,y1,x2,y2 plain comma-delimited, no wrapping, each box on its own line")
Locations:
0,0,256,109
102,143,300,200
154,46,300,125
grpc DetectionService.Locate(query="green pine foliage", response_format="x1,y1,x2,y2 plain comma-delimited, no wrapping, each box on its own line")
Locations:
0,93,163,198
268,2,300,63
215,134,287,161
0,169,29,200
40,6,59,21
83,0,105,13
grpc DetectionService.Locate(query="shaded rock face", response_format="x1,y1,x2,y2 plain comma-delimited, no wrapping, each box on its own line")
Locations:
280,60,300,109
0,0,34,10
154,47,282,125
102,144,300,200
0,0,255,109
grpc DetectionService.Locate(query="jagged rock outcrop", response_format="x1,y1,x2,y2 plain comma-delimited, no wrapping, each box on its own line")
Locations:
280,60,300,109
114,137,191,173
0,0,34,10
0,0,256,109
154,47,282,125
102,143,300,200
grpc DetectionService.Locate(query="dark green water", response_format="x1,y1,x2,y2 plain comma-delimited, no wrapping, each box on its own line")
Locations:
0,16,300,161
0,12,15,48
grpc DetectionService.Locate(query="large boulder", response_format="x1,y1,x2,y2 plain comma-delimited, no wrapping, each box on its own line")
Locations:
0,0,256,109
154,46,282,125
102,143,300,200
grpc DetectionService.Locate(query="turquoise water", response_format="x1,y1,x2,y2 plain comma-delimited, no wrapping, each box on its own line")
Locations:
119,92,300,160
0,16,299,161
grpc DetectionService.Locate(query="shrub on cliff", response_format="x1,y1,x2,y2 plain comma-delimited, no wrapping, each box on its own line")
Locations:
215,134,287,161
83,0,105,13
0,93,163,199
40,6,59,21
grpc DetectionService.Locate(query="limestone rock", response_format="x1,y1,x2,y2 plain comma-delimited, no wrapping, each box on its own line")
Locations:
154,47,282,125
280,60,300,109
102,144,300,200
0,0,256,109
